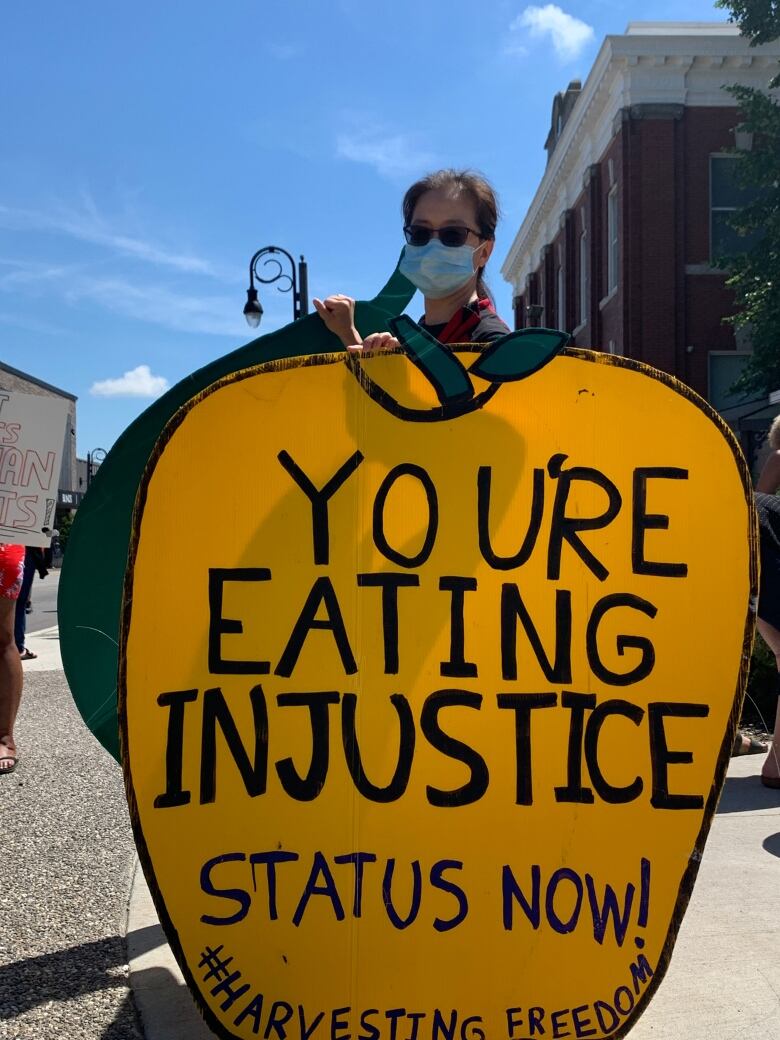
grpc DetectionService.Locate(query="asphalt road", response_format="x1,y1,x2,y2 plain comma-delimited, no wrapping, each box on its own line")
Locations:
23,567,60,635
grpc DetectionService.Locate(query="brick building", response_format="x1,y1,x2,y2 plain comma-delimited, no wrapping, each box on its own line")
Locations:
501,22,780,460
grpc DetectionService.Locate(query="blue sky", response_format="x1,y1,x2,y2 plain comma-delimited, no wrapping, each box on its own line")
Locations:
3,0,731,454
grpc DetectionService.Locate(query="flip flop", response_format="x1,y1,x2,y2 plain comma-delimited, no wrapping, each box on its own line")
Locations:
732,731,768,756
0,754,17,775
19,649,37,661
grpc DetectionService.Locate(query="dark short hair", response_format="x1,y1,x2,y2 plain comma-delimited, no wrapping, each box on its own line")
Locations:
403,169,500,300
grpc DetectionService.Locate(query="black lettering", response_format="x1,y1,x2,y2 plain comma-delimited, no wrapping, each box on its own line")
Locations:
528,1007,545,1036
373,463,438,568
632,468,688,577
292,851,345,926
331,1008,351,1040
200,685,268,804
208,568,271,674
584,700,645,803
502,864,541,930
429,859,468,932
357,572,419,674
249,851,300,920
546,868,583,934
341,693,414,801
386,1009,407,1040
275,577,356,678
264,1000,294,1040
359,1010,381,1040
506,1008,525,1040
277,449,364,565
275,692,340,800
649,702,709,809
382,860,421,929
630,953,654,993
555,692,596,803
432,1010,457,1040
501,585,572,683
571,1005,596,1039
439,576,478,678
477,465,545,570
334,852,377,917
200,852,251,926
299,1006,325,1040
586,594,657,687
154,689,197,808
421,691,489,807
547,455,622,582
551,1008,571,1039
497,693,558,805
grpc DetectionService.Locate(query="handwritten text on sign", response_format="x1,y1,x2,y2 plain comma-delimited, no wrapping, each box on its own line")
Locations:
0,390,68,547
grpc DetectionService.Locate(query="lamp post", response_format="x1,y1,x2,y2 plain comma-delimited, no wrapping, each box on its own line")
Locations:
86,448,107,490
526,303,545,328
243,246,309,328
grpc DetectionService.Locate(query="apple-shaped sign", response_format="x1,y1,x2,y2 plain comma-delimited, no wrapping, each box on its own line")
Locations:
114,316,754,1040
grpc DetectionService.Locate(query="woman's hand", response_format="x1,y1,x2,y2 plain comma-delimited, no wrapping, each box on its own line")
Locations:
313,294,361,348
354,332,402,353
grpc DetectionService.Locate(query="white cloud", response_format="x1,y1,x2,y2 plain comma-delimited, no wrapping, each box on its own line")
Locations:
510,5,595,62
336,122,438,180
90,365,169,398
0,259,255,337
0,203,222,277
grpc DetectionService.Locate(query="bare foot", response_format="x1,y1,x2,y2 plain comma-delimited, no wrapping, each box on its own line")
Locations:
0,735,17,774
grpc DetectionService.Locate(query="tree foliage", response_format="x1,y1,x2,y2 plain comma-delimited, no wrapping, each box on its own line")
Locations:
716,0,780,49
715,0,780,396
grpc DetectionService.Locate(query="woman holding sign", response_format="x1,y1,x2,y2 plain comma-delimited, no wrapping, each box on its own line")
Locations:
314,169,511,349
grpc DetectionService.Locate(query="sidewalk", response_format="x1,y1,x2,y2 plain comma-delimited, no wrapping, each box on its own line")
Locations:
18,625,780,1039
22,623,63,672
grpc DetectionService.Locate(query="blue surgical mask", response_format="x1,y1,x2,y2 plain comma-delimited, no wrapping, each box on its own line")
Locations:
399,239,482,299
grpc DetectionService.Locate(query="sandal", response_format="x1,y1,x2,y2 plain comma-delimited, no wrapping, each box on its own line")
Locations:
0,738,17,775
19,649,37,661
0,753,17,775
732,730,768,756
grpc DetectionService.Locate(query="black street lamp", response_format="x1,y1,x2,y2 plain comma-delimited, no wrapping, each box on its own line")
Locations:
86,448,107,490
526,303,545,327
244,246,309,328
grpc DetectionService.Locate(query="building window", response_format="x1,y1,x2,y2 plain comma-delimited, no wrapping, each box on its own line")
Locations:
579,230,588,326
607,187,619,293
556,260,565,331
710,155,761,262
708,351,751,411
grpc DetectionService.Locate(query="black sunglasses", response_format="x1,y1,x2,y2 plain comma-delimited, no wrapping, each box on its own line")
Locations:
403,224,484,248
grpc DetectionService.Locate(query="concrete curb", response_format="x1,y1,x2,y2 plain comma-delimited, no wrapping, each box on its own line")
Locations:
126,755,780,1039
127,857,214,1039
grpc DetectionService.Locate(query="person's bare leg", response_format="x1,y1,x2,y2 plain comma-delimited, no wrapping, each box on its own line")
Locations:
756,617,780,781
0,597,22,771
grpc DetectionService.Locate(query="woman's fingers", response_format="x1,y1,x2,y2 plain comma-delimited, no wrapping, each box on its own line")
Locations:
361,332,401,352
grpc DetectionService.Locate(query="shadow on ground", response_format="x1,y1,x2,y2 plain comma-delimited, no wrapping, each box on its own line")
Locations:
716,774,780,814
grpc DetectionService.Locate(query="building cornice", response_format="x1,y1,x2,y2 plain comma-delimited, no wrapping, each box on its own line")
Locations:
501,26,780,289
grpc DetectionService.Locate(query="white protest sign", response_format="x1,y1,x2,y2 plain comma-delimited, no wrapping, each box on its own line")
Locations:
0,391,69,547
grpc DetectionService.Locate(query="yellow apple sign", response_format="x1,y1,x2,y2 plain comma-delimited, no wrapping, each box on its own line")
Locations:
120,342,755,1040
